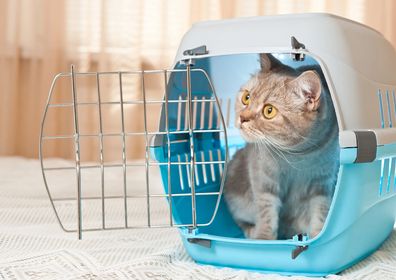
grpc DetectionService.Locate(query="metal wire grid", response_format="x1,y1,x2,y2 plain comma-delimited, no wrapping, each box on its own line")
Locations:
39,65,229,239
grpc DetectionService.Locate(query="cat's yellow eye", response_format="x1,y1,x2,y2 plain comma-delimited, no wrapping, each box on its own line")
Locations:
241,90,250,105
263,104,277,119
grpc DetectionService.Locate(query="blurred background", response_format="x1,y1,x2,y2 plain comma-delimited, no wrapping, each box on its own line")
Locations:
1,0,395,161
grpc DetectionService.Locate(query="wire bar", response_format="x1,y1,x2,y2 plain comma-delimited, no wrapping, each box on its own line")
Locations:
42,159,226,172
52,192,220,202
50,68,215,76
42,129,225,140
186,63,197,229
47,99,217,108
96,73,106,229
70,65,83,240
164,70,173,226
118,73,129,228
55,222,213,234
217,99,223,129
141,72,151,227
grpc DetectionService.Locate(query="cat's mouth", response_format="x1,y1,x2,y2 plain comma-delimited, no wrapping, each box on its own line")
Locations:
239,124,260,143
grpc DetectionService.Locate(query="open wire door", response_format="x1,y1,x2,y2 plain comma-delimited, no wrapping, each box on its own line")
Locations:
39,64,229,239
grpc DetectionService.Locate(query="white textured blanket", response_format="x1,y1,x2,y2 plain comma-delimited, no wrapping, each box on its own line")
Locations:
0,157,395,279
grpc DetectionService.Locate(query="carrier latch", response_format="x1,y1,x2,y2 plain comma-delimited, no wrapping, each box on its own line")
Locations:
291,36,305,61
354,130,377,163
291,233,309,259
183,45,209,56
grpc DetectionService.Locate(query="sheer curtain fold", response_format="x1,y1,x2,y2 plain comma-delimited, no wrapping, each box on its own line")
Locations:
0,0,67,157
1,0,395,159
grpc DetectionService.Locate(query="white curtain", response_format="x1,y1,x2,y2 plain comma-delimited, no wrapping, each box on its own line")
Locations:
1,0,395,160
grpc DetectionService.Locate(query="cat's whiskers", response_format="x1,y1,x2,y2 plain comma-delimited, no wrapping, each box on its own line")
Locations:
266,133,320,155
247,128,279,163
248,128,301,169
260,134,303,170
264,137,298,153
292,131,321,148
267,138,306,155
266,142,301,170
259,139,279,164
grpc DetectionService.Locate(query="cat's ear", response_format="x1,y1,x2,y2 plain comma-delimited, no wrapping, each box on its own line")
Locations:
259,54,283,73
292,70,322,111
259,54,272,73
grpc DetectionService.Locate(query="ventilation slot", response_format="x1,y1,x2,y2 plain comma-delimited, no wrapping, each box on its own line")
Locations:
377,89,396,128
377,90,396,196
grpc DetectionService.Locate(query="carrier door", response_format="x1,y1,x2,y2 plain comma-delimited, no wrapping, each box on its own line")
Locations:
40,65,229,239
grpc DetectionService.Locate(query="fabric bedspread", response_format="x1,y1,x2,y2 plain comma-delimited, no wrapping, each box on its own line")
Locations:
0,157,395,280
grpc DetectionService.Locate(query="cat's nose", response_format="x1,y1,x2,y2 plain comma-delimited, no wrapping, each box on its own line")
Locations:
240,115,250,124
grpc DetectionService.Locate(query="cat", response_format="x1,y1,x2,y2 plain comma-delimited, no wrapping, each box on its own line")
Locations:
223,54,340,240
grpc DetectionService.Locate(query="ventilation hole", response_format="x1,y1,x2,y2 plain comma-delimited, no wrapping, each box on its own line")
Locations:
184,98,189,131
394,157,396,193
393,90,396,123
217,149,223,177
386,90,393,127
388,157,396,193
379,158,386,196
177,154,184,191
194,157,200,186
193,96,198,129
209,150,216,182
208,101,214,129
185,154,191,189
378,90,385,128
200,97,206,129
217,98,223,129
177,96,182,131
385,158,392,193
201,151,208,184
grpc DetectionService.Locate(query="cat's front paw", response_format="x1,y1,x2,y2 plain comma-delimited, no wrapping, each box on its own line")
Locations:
252,230,277,240
247,226,277,240
239,223,256,239
309,227,322,238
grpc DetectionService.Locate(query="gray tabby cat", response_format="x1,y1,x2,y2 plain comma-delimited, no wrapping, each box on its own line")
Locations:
224,54,339,240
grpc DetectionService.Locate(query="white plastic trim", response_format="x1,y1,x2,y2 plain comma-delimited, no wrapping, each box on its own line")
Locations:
339,128,396,149
339,130,357,148
370,128,396,146
175,14,396,131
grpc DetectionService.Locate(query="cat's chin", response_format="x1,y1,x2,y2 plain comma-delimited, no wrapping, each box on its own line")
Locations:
239,130,260,143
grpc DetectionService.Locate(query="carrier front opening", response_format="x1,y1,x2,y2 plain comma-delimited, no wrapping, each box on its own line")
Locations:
151,52,340,242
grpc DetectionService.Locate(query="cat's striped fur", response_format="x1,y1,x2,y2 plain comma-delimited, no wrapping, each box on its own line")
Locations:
224,54,340,240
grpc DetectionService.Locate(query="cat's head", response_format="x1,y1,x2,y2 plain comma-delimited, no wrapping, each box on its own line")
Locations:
235,54,322,147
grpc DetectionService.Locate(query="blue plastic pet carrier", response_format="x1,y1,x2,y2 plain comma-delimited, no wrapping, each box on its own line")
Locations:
150,14,396,276
40,13,396,276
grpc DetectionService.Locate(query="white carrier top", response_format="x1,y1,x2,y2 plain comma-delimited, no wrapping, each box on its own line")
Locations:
175,13,396,139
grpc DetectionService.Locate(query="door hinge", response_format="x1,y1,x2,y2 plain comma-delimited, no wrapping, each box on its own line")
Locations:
291,36,305,61
183,45,209,56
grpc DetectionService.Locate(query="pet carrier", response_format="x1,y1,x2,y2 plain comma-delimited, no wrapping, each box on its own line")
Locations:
40,13,396,276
